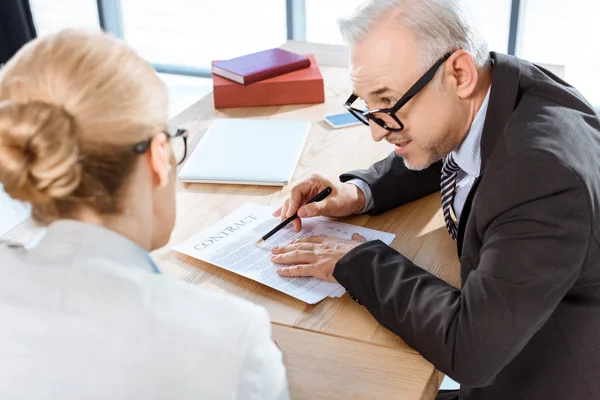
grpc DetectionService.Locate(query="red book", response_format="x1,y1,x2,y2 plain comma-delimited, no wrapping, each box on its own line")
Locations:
211,48,311,85
212,54,324,109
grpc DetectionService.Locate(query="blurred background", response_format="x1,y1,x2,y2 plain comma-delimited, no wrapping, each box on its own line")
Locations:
27,0,600,117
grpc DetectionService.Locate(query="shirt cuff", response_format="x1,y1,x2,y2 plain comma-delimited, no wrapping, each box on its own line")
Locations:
346,179,375,214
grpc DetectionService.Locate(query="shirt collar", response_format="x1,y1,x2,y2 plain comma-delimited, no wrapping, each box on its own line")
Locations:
31,220,160,274
451,86,492,177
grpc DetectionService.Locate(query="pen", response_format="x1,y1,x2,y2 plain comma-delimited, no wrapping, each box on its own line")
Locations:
255,186,333,246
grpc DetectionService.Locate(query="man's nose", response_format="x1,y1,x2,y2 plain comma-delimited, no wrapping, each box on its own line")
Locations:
370,124,389,142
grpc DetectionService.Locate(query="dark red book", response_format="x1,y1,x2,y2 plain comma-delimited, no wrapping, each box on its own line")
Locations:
211,48,311,85
212,54,324,109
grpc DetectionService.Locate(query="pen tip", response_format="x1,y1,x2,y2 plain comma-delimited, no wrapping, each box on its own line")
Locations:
255,239,264,246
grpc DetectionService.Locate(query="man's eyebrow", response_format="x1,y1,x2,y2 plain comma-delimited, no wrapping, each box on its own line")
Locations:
369,87,392,97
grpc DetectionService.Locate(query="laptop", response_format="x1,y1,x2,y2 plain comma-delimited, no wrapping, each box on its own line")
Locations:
178,118,310,186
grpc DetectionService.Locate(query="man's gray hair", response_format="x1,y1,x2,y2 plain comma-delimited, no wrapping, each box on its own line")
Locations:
338,0,489,70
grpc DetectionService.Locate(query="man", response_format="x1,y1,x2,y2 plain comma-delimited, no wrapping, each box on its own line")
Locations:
270,0,600,399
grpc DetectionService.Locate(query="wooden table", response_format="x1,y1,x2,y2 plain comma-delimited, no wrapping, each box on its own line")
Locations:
2,42,461,400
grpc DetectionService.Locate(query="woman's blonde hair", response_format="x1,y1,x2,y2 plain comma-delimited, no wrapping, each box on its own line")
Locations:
0,29,168,224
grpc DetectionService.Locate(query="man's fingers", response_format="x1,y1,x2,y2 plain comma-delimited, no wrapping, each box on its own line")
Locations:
271,242,316,254
294,236,326,244
288,175,333,218
280,200,290,222
276,264,316,278
298,200,329,218
276,263,336,282
352,233,367,243
287,181,314,218
292,218,302,232
271,249,316,265
273,207,282,217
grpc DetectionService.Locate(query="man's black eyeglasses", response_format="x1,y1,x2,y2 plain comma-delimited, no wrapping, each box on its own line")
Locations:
344,51,455,132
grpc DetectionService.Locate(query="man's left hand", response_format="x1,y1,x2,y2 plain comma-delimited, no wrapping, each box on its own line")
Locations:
272,233,367,282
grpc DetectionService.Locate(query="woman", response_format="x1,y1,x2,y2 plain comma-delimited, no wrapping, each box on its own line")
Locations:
0,29,288,399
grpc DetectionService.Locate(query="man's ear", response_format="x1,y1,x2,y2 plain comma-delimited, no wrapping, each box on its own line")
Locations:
149,134,172,188
446,50,479,99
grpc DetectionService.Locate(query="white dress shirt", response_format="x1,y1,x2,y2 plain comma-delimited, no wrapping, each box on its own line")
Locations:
351,87,491,221
0,220,289,400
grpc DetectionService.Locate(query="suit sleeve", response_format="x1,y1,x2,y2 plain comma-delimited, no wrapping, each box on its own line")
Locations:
334,151,590,387
236,307,289,400
340,152,442,215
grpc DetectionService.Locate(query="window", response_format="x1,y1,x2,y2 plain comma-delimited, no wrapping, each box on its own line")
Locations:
29,0,100,36
120,0,287,69
158,73,213,117
518,0,600,105
305,0,365,45
463,0,511,53
27,0,600,107
305,0,511,53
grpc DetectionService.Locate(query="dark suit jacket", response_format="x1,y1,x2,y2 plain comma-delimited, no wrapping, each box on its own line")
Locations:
0,0,36,64
333,52,600,400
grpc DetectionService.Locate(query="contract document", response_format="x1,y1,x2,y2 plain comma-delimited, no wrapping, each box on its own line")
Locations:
174,202,395,304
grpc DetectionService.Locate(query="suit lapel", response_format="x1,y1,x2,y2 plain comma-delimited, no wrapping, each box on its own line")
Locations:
457,177,481,257
479,52,522,170
455,52,522,253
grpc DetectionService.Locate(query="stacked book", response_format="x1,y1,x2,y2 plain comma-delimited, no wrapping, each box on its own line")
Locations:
211,48,325,109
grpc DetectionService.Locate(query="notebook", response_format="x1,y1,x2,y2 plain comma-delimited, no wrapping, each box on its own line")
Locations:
178,119,310,186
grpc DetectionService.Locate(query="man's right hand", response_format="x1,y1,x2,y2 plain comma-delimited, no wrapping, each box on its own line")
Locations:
273,174,367,232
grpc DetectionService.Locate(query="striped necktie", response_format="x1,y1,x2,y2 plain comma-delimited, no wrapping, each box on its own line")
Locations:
441,154,460,241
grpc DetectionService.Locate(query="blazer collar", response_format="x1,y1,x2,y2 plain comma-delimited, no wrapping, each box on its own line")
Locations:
479,52,522,173
30,220,159,274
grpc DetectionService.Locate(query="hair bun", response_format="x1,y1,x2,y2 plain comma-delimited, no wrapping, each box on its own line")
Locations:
0,100,82,203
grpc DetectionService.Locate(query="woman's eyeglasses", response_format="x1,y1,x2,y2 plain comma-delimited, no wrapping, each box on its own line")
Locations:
133,128,189,166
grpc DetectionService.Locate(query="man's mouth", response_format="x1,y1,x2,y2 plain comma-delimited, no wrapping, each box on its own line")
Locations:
393,139,412,148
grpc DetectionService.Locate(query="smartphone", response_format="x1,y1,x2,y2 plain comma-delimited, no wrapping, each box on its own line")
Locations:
323,112,363,129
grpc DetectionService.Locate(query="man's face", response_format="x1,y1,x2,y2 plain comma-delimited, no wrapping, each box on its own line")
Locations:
349,24,463,170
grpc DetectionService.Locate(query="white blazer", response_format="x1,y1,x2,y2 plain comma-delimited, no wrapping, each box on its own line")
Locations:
0,220,289,400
